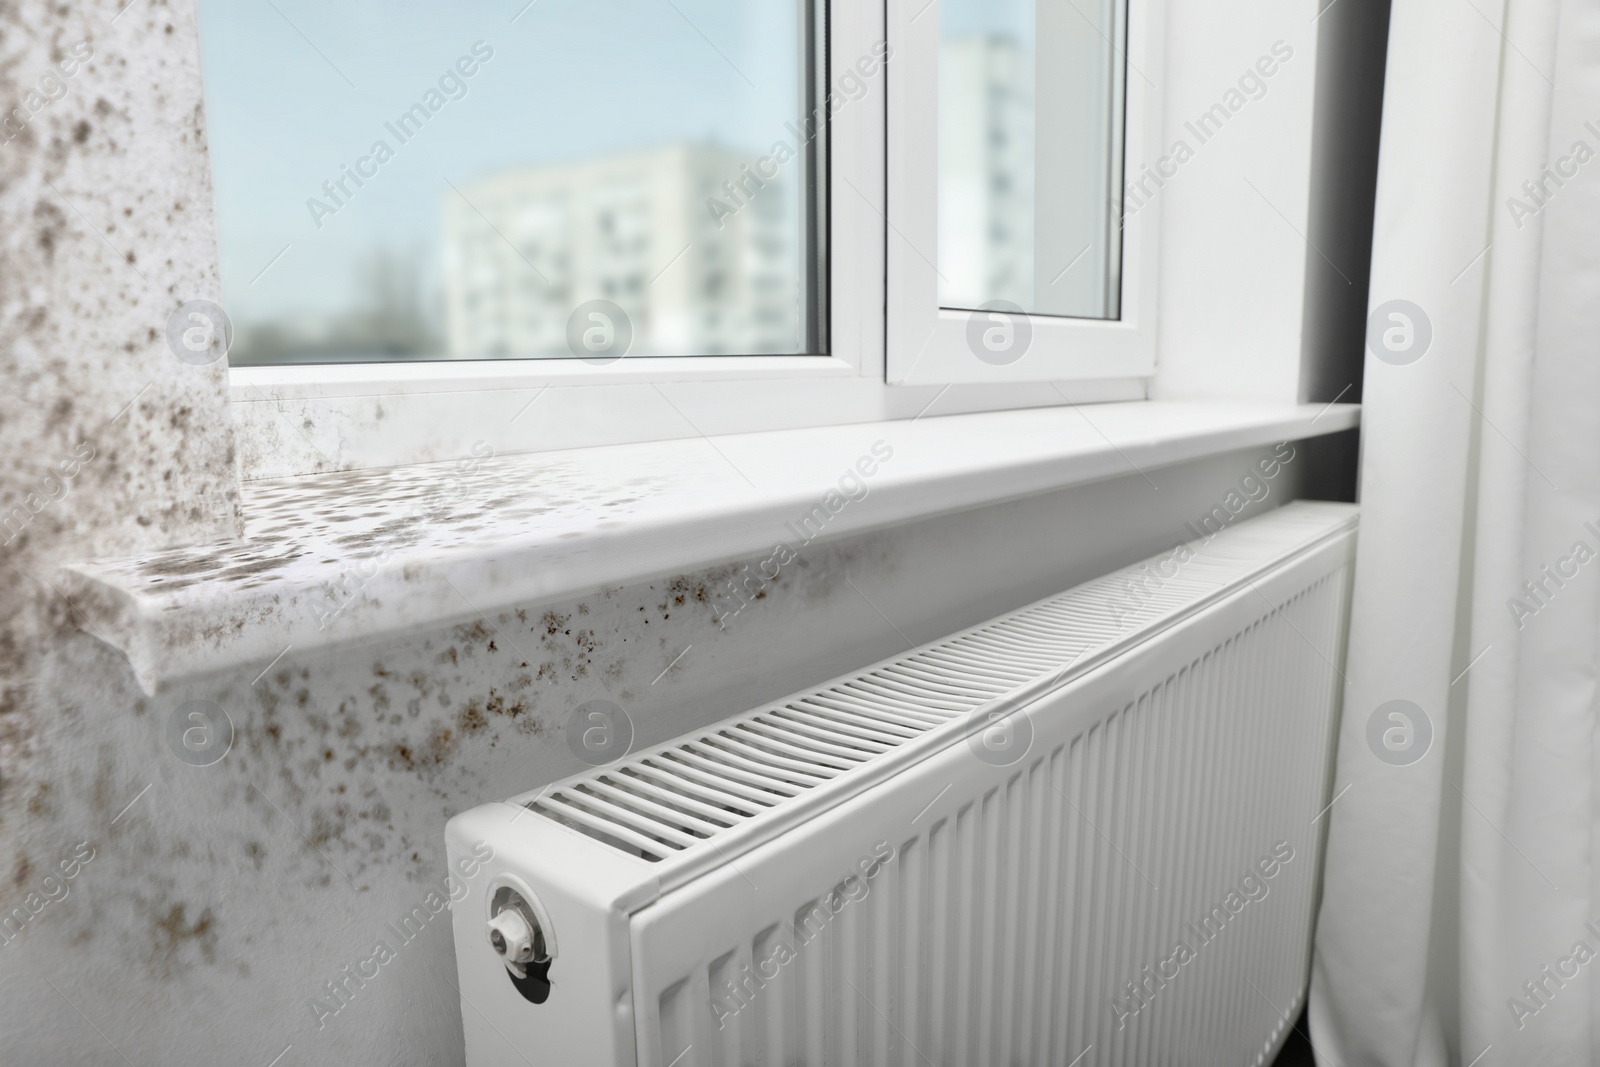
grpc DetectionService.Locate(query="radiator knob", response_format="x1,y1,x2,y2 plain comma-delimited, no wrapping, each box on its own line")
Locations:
485,877,556,1003
487,906,539,967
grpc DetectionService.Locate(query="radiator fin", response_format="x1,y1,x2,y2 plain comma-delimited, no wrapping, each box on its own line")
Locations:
520,506,1350,863
653,567,1347,1067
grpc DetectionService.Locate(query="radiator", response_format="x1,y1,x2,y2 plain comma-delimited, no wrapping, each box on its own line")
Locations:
446,501,1357,1067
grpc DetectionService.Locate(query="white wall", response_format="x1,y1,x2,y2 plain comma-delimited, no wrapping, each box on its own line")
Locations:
1152,0,1323,403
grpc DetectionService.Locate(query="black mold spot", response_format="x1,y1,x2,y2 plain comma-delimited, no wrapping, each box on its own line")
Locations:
151,904,219,975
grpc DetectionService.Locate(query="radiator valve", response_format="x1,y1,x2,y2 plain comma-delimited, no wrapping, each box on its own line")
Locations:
486,888,547,979
485,876,556,1004
487,905,540,971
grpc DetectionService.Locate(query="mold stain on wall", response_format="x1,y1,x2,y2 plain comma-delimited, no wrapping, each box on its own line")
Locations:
0,1,245,1059
20,507,904,1063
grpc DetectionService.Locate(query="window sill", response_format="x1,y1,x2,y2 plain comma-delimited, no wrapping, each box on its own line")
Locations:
60,400,1358,694
229,354,861,401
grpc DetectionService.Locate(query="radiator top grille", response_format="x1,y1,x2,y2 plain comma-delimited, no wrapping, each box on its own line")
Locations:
514,503,1355,864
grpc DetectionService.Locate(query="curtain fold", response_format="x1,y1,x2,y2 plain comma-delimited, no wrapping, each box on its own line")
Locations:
1310,0,1600,1063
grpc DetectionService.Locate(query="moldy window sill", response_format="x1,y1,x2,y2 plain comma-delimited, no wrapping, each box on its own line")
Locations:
58,400,1360,694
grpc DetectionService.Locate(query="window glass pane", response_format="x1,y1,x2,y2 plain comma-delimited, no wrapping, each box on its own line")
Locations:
937,0,1126,319
195,0,823,365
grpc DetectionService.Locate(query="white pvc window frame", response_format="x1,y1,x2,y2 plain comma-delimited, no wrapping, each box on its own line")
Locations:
225,0,1155,476
885,0,1165,385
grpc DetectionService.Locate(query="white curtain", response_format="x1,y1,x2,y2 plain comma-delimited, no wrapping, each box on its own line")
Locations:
1310,0,1600,1063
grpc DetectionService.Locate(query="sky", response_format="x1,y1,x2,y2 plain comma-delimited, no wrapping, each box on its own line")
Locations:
195,0,806,326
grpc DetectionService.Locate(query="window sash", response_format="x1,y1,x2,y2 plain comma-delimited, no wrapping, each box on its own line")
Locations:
884,0,1165,385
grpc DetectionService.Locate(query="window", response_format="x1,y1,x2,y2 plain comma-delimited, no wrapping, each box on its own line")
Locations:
937,0,1125,320
196,0,826,365
887,0,1162,384
205,0,1164,476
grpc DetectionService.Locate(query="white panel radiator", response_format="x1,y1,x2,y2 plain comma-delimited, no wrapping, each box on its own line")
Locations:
447,501,1356,1067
